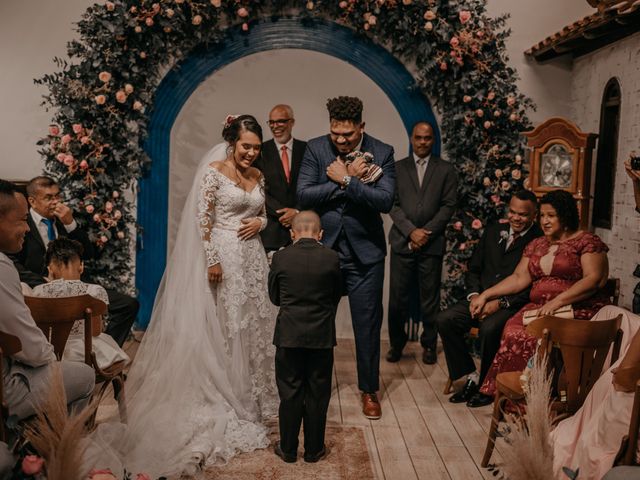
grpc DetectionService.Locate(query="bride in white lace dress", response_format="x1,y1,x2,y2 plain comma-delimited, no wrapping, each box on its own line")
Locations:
87,115,278,478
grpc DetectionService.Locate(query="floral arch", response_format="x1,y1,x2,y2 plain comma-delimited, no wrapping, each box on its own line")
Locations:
37,0,532,324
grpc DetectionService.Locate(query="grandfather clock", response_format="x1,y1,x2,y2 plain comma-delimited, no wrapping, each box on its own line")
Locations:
523,117,598,230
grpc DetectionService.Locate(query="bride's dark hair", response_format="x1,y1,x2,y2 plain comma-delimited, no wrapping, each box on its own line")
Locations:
222,115,263,144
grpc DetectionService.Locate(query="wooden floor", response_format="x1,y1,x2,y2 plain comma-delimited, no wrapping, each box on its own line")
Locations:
107,336,504,479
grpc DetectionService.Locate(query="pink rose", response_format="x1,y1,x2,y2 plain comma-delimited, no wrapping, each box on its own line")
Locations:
130,6,138,13
133,101,143,111
72,123,83,134
363,22,370,31
306,1,315,10
100,235,109,244
210,0,221,7
439,62,448,71
61,134,72,144
113,210,122,219
242,22,249,31
48,125,60,136
105,2,115,12
81,136,90,144
367,14,377,25
98,71,112,83
152,3,161,13
339,1,348,8
501,181,511,191
493,110,501,117
192,15,202,25
166,8,175,17
495,169,503,178
237,7,248,17
483,121,492,129
476,30,484,38
483,177,491,186
136,474,152,480
402,0,412,5
424,10,436,20
487,91,496,101
453,221,463,231
116,90,127,103
475,109,484,117
491,194,501,204
86,205,95,214
79,160,89,170
507,95,516,106
105,201,114,213
463,95,472,103
134,26,142,33
95,95,106,105
511,169,521,180
515,154,522,164
63,155,75,166
139,51,147,59
471,219,482,229
56,153,66,162
459,10,471,24
117,231,125,239
509,113,518,121
459,242,467,251
424,21,433,31
112,191,120,198
175,0,184,3
93,214,101,222
145,17,154,27
22,455,44,475
450,37,459,48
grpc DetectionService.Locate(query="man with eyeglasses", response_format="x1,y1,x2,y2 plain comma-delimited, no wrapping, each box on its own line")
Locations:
254,104,307,254
297,96,396,420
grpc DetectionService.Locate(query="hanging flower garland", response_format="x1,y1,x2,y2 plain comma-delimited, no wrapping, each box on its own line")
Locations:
36,0,533,302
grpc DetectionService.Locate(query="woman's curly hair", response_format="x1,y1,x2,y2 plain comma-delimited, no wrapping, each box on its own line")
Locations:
540,189,580,231
326,96,363,123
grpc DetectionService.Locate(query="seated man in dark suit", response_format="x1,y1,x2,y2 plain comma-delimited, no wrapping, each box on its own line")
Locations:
9,176,138,347
254,104,307,254
436,190,541,407
268,211,342,463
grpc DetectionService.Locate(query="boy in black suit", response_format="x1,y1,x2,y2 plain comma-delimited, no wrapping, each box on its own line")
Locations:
268,210,342,463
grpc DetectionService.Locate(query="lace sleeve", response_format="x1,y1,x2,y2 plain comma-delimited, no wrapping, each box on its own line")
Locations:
258,174,267,232
197,168,221,267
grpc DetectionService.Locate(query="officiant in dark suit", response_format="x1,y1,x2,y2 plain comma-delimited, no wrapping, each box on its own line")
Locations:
9,176,138,347
297,96,396,420
387,121,458,365
254,104,306,253
436,190,541,407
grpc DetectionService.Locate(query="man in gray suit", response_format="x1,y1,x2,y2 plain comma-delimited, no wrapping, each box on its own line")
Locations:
0,179,94,420
387,121,458,364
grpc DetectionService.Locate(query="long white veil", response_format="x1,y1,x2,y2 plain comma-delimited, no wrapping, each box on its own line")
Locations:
86,143,270,478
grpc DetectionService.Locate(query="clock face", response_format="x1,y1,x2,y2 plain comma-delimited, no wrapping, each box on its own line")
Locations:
540,144,573,188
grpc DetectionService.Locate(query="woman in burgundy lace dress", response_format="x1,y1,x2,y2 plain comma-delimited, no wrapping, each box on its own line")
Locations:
469,190,610,397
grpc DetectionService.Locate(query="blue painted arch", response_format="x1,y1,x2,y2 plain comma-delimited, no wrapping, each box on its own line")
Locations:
136,17,440,327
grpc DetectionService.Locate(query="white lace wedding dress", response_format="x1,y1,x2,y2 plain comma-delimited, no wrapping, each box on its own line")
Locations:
86,144,278,479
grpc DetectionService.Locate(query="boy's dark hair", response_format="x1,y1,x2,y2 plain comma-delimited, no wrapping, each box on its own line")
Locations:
326,96,363,123
0,179,19,218
45,237,84,266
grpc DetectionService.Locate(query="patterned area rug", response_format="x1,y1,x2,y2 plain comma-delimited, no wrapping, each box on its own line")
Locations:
204,424,376,479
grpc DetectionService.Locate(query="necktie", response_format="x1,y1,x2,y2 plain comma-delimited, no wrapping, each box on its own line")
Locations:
42,218,56,242
416,158,426,187
507,231,520,250
281,145,291,183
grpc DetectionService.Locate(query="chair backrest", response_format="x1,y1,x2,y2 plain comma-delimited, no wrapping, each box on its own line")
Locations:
526,314,623,414
24,295,107,361
0,331,22,442
603,278,621,306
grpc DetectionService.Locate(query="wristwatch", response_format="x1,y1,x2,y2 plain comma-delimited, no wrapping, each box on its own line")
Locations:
341,175,352,189
498,296,510,309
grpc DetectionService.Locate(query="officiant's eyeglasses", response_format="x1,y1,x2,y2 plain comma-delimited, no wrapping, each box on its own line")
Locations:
267,119,292,126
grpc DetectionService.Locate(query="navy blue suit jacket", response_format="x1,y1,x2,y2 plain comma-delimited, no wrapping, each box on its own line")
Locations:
296,133,396,265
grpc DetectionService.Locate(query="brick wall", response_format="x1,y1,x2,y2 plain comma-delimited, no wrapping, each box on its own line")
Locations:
569,31,640,308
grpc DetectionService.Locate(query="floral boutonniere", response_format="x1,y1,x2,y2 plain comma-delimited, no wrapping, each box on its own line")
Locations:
499,229,510,244
345,150,382,184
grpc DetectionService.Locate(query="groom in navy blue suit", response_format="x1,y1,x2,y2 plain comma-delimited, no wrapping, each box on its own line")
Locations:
297,96,396,419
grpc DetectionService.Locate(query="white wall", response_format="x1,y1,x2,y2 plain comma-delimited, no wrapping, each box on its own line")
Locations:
569,32,640,308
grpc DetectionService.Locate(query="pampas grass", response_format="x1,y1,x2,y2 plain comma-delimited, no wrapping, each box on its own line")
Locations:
499,355,555,480
23,363,98,480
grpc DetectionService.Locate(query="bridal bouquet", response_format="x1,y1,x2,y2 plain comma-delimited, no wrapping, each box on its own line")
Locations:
345,151,383,184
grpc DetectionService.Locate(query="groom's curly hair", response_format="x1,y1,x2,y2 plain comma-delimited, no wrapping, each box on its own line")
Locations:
326,96,363,123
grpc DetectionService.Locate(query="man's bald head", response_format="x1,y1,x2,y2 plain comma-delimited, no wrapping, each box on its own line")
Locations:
290,210,323,241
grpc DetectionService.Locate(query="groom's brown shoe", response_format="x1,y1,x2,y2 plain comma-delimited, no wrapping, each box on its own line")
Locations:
362,393,382,420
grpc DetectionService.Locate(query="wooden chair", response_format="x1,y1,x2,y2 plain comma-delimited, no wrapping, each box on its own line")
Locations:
481,314,623,467
24,295,127,425
0,331,22,442
444,278,621,395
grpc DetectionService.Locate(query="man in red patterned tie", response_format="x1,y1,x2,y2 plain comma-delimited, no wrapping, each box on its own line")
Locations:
254,105,307,255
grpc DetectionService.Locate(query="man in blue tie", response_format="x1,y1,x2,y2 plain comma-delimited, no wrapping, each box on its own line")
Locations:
10,176,138,347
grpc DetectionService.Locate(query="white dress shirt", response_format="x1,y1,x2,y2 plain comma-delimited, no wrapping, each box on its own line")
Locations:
30,208,77,245
274,137,294,162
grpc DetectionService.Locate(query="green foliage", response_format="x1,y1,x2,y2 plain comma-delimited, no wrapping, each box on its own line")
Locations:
36,0,533,302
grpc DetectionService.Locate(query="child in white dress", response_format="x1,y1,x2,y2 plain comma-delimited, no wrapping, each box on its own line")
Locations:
30,237,129,369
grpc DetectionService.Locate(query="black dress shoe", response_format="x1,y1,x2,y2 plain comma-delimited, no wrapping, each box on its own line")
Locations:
422,347,437,365
304,445,327,463
274,442,297,463
449,378,478,404
386,348,402,363
466,392,494,408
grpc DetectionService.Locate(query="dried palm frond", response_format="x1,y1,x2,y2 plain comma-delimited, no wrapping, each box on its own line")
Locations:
23,363,99,480
499,355,555,480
